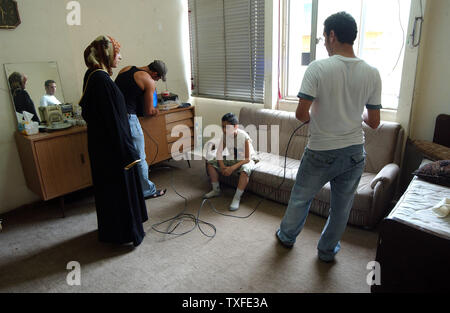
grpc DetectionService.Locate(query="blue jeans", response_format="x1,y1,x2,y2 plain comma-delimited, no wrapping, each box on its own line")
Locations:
128,114,157,197
278,144,365,261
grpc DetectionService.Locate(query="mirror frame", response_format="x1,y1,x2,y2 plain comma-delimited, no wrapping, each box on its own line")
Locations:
4,61,66,125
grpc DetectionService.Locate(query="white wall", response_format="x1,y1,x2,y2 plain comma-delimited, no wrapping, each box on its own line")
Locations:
0,0,190,214
193,97,264,143
410,0,450,141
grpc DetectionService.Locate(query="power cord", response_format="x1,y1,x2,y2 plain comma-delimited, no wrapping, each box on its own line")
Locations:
148,121,309,238
141,123,159,166
391,0,406,75
140,121,217,237
150,165,217,238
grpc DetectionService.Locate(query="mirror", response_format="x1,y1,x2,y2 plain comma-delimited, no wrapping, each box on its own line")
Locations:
4,61,65,124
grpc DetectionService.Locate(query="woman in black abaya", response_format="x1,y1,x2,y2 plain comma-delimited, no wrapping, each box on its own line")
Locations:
79,35,148,247
8,72,40,123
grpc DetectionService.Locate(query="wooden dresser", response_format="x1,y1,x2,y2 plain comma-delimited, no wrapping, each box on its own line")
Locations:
15,126,92,205
139,106,195,166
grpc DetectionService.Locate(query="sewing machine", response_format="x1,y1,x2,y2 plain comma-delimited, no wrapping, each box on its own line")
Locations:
39,105,64,125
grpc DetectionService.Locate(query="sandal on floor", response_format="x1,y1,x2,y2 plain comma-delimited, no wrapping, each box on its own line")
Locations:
145,189,167,200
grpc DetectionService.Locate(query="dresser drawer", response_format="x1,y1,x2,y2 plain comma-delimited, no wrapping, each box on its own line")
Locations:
168,137,194,157
165,109,194,124
166,118,194,143
166,118,194,134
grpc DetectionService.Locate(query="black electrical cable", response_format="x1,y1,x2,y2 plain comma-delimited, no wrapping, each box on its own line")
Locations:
148,120,309,239
141,123,215,237
150,165,217,238
141,124,159,166
391,0,406,74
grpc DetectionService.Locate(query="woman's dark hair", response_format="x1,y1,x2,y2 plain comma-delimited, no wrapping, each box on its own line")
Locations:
8,72,24,96
222,113,239,125
324,12,358,45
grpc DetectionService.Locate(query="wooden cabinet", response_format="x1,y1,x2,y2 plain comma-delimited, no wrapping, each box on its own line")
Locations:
140,106,195,165
14,107,195,204
15,126,92,201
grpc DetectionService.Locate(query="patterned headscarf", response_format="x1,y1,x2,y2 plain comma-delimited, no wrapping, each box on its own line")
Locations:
107,36,121,61
83,35,121,76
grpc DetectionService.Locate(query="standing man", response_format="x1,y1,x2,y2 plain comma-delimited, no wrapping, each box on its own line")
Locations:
275,12,381,262
115,60,168,199
40,80,62,107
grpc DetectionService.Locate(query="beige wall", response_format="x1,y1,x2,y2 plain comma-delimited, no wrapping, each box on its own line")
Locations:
0,0,190,214
410,0,450,141
193,98,264,143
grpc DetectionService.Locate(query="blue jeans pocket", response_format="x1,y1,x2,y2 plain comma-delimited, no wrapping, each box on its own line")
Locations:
350,153,366,170
306,150,336,168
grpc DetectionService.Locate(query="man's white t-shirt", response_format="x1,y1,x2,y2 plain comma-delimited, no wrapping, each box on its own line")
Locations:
40,95,61,107
298,55,382,151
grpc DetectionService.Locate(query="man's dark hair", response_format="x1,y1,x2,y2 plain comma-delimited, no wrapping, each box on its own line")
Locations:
324,12,358,45
222,113,239,125
45,80,56,87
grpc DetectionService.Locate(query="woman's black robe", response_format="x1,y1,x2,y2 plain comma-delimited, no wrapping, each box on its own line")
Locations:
13,89,40,123
79,69,148,247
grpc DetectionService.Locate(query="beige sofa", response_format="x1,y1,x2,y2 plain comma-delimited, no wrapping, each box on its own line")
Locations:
215,107,404,229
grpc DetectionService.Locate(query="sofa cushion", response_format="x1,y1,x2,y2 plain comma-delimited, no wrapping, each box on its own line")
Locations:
313,172,377,211
239,107,308,160
363,122,403,173
250,152,300,192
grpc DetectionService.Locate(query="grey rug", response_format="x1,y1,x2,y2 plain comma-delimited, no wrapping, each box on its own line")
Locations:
0,160,379,293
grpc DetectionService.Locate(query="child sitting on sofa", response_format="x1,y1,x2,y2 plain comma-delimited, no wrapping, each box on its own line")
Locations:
204,113,257,211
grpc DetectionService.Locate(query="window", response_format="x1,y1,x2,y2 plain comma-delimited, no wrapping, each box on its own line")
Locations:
188,0,265,103
281,0,412,110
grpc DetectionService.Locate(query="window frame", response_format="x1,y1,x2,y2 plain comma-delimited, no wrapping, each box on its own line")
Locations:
188,0,265,104
279,0,415,112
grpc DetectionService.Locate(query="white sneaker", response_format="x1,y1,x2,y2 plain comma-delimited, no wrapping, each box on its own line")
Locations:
203,189,221,199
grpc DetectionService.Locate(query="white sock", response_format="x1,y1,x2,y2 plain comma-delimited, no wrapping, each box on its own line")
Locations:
233,188,244,201
203,182,221,199
230,189,244,211
212,181,220,192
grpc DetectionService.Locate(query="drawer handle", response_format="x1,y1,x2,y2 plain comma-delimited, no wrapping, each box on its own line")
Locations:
80,154,85,164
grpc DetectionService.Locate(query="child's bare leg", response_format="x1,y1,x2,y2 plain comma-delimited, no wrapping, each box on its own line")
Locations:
207,163,219,183
203,163,221,199
237,171,249,191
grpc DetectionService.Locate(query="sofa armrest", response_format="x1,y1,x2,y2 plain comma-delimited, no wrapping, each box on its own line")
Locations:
370,163,400,189
367,163,400,228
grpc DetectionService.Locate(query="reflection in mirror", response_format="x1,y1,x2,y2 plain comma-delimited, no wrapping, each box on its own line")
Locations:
4,62,66,125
